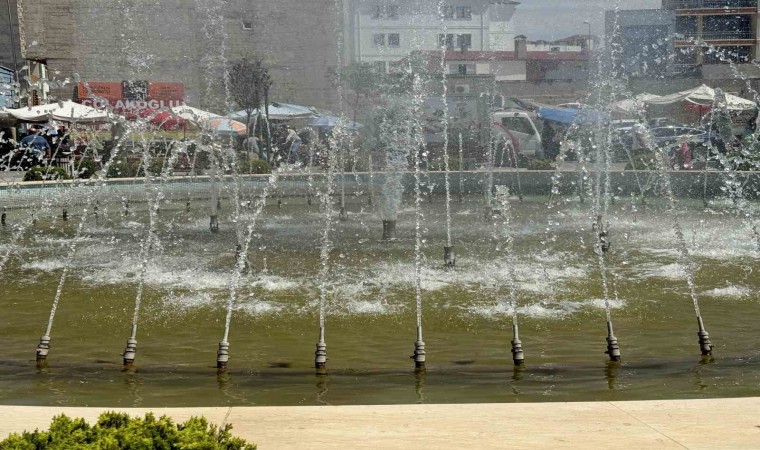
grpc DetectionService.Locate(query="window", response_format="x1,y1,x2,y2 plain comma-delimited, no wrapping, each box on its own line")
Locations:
455,6,472,19
456,34,472,50
438,34,455,50
386,5,399,19
370,4,399,20
388,33,400,47
551,46,560,52
451,63,475,74
442,6,455,19
242,21,253,30
501,117,536,136
373,33,386,47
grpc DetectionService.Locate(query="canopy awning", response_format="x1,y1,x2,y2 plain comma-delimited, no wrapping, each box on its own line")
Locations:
612,93,662,115
170,105,222,124
228,102,318,122
7,100,112,123
643,85,755,111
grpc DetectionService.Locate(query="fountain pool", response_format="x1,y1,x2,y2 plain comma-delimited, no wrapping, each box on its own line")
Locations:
0,173,758,407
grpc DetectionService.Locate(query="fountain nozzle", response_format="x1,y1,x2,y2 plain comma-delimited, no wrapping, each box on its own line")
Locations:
122,337,137,367
315,329,327,375
339,206,348,221
511,323,525,366
216,340,229,370
697,316,713,356
411,327,426,370
382,220,396,240
35,335,51,364
604,321,621,362
1,207,6,226
209,215,219,232
444,245,456,267
62,208,68,221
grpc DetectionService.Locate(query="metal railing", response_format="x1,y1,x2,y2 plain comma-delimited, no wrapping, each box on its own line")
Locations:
665,0,757,9
676,30,755,40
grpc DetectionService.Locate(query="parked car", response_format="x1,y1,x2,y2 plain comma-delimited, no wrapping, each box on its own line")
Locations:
492,110,543,157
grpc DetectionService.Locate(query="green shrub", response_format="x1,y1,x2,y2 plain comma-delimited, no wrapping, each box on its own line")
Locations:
524,157,554,170
23,167,71,182
75,158,97,179
428,153,461,171
106,160,141,178
239,159,271,174
0,412,256,450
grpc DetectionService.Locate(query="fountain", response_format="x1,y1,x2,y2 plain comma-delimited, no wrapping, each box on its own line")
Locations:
0,0,759,409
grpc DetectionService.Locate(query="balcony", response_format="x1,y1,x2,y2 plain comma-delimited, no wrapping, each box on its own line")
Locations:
664,0,757,9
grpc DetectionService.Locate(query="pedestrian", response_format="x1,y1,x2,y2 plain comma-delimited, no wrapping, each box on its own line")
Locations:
19,126,50,169
285,127,302,164
677,141,692,170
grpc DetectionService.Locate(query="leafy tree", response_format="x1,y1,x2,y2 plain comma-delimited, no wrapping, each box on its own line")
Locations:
229,57,272,139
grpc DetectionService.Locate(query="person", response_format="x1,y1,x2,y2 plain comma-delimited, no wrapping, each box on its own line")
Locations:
244,134,260,160
676,141,692,170
18,127,50,169
285,127,302,164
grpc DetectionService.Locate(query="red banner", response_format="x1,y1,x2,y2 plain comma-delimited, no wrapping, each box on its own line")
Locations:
77,81,185,115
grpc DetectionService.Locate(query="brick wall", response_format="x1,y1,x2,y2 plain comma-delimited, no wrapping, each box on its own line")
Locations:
18,0,341,112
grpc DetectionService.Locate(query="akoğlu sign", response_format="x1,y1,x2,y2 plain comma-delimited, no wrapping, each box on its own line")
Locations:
77,81,185,113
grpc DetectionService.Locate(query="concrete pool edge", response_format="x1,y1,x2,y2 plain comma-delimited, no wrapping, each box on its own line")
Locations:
0,398,758,449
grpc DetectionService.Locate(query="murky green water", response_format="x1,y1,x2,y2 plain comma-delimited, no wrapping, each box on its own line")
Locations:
1,190,758,407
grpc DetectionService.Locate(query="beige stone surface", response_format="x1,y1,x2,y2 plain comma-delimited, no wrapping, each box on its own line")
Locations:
0,398,758,449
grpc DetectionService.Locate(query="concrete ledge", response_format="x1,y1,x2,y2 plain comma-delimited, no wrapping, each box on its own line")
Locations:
1,398,758,449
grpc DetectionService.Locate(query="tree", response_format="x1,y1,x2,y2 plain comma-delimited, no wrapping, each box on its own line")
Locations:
340,62,380,124
229,57,272,140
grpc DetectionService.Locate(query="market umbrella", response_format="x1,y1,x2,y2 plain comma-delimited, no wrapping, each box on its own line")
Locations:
206,118,246,136
308,115,363,130
149,110,187,131
228,102,318,122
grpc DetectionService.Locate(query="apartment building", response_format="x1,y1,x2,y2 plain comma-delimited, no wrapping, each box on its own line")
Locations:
664,0,759,72
346,0,520,72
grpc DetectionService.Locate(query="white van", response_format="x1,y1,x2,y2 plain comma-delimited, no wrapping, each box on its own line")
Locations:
492,110,543,157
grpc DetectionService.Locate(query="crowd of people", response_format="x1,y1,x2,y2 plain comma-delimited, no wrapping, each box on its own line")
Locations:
0,125,73,170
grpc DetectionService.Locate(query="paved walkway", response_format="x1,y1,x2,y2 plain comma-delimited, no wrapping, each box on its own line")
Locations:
1,398,758,449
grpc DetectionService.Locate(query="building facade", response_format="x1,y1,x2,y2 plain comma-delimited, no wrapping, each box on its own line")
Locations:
15,0,341,112
663,0,759,73
606,9,677,77
346,0,519,72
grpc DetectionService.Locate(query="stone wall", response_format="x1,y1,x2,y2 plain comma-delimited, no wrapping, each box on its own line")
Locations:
17,0,341,112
